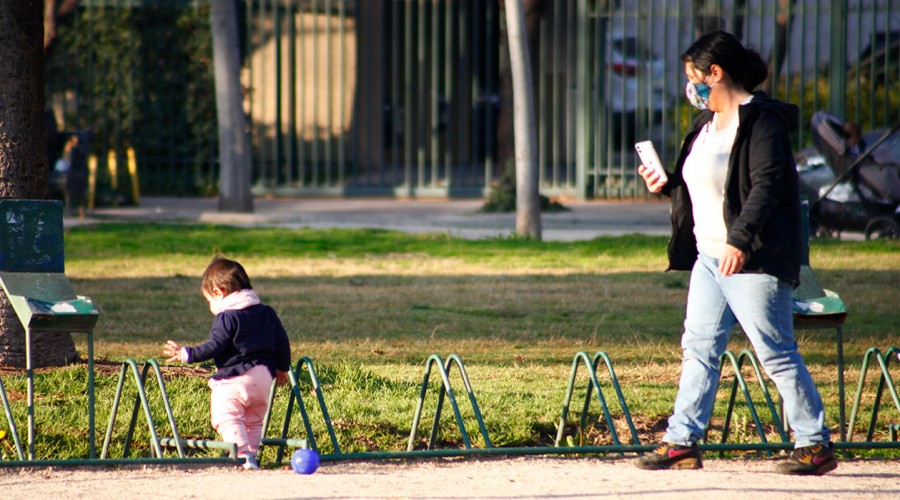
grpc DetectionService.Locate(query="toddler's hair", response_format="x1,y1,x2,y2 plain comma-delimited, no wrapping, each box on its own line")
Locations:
201,257,253,295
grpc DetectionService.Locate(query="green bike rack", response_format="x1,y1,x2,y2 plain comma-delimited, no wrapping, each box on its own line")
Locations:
101,358,236,463
407,354,492,451
102,357,318,467
263,356,339,465
0,377,24,460
555,351,639,448
847,347,900,442
712,350,789,455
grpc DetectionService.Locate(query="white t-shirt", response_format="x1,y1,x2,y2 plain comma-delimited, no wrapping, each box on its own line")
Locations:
682,109,742,259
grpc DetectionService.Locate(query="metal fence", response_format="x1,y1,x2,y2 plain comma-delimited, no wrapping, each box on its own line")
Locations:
247,0,502,197
46,0,900,201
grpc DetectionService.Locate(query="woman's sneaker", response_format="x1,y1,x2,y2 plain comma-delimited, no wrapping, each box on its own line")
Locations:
635,442,702,470
776,443,837,475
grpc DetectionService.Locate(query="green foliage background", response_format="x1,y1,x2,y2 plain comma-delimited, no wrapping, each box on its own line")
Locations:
45,1,217,201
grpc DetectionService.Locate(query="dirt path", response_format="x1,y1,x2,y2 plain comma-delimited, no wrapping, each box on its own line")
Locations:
2,456,898,499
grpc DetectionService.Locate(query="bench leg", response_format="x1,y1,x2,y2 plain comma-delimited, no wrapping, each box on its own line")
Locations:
836,325,846,442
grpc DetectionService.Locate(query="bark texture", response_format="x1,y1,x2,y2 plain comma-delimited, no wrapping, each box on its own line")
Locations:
0,0,77,367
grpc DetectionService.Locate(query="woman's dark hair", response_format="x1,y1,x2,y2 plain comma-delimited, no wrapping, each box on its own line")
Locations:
681,30,768,92
201,257,253,295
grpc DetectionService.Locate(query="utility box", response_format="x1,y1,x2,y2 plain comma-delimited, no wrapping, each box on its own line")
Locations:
791,199,848,441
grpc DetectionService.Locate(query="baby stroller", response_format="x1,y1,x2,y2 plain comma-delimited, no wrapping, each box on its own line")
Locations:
796,111,900,239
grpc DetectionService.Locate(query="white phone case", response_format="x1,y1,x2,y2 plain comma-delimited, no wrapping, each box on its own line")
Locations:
635,140,667,183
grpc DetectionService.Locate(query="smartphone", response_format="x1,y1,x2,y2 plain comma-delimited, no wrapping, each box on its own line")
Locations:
634,140,667,183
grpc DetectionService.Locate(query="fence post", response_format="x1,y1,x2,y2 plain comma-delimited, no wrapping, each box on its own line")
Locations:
828,0,847,116
574,0,589,201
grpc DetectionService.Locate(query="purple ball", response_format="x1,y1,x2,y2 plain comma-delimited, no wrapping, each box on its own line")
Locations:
290,448,320,474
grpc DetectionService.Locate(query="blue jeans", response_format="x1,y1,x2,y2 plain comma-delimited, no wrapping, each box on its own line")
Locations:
663,251,830,448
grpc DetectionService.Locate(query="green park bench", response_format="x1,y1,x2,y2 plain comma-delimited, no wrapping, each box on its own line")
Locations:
0,199,100,460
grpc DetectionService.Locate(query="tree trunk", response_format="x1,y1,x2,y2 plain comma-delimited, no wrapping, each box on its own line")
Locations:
210,0,254,213
497,0,541,174
503,0,542,239
0,0,77,367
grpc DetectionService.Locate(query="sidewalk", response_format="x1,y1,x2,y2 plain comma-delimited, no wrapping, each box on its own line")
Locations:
65,197,671,241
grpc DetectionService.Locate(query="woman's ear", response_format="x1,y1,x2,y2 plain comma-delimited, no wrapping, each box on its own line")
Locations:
708,64,722,83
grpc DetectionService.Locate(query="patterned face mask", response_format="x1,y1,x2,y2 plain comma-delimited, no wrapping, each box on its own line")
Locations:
685,80,712,110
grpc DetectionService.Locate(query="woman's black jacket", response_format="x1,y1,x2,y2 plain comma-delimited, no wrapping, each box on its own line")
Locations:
661,92,802,287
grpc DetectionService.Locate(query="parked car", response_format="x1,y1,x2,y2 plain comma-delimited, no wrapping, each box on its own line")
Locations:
603,32,670,147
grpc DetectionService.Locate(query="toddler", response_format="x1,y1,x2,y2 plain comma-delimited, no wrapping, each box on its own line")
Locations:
164,257,291,470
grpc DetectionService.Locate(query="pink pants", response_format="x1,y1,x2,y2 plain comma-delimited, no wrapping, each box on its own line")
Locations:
208,364,274,457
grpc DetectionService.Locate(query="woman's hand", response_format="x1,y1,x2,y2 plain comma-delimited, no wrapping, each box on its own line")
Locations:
163,340,183,363
719,244,747,277
275,370,290,387
638,164,667,193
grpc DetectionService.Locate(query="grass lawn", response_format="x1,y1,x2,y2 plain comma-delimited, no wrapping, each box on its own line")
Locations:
1,223,897,461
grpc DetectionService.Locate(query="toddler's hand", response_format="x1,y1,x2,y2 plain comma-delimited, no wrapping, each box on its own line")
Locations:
275,370,290,387
163,340,183,363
